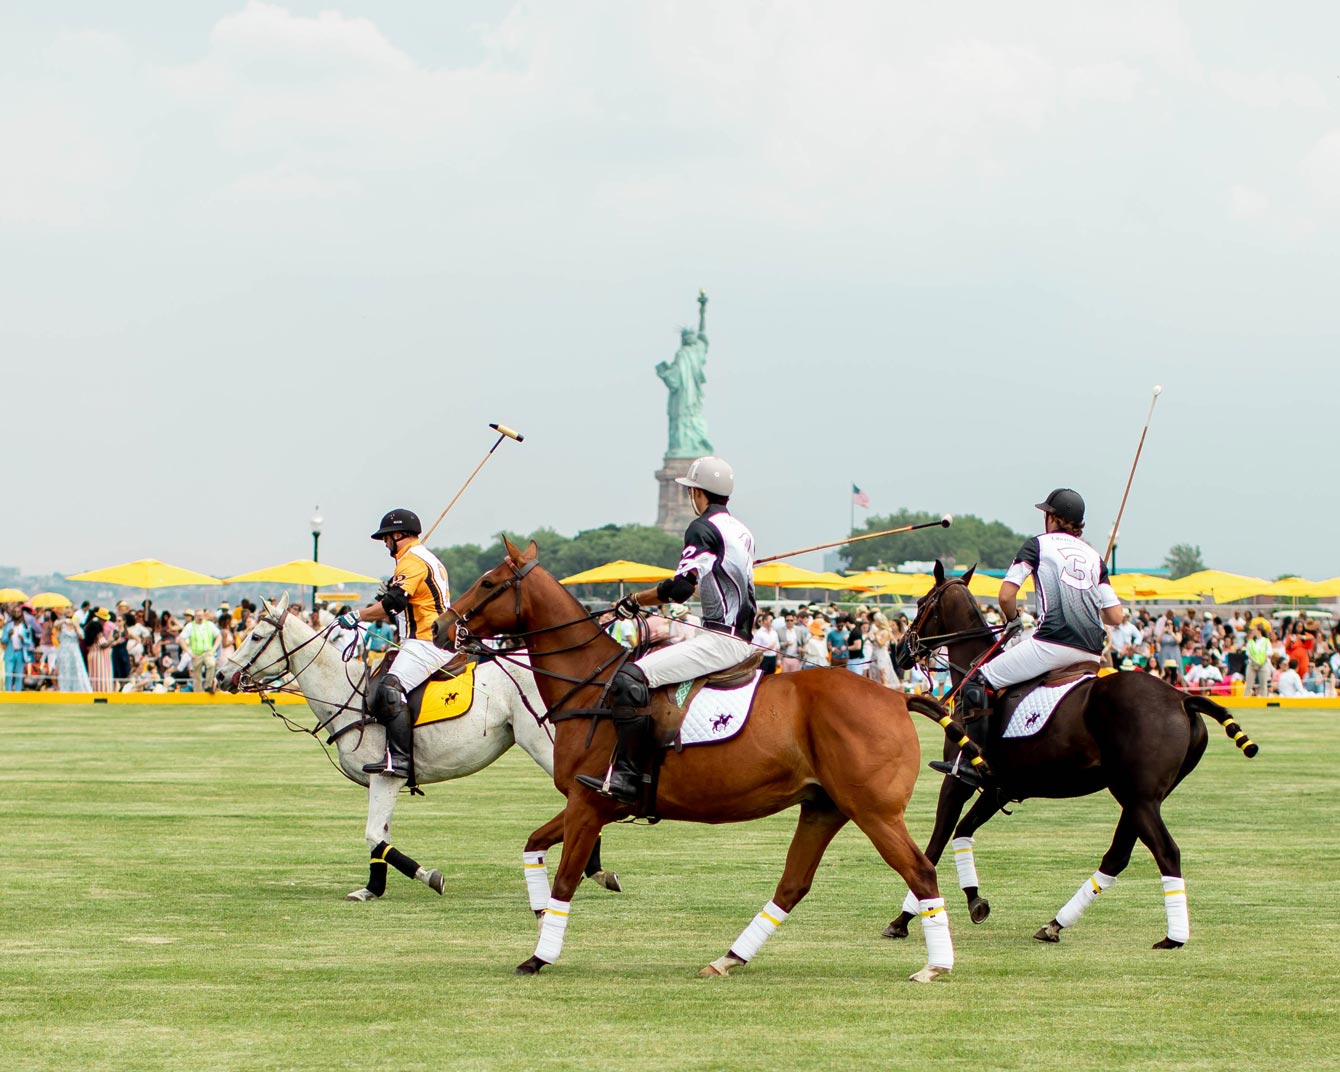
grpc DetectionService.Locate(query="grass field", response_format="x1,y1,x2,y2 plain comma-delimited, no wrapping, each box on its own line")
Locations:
0,701,1336,1071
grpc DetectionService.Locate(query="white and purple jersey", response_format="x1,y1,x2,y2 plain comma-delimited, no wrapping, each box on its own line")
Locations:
656,505,756,640
1003,532,1120,654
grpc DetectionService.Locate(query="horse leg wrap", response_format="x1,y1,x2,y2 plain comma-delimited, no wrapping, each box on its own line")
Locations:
1162,875,1189,944
371,841,420,881
523,850,550,913
366,857,388,898
952,837,980,891
534,897,571,963
918,898,954,969
900,889,920,917
1055,870,1116,929
728,900,789,963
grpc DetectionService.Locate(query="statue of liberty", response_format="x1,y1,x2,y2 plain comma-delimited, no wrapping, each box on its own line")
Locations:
657,290,712,458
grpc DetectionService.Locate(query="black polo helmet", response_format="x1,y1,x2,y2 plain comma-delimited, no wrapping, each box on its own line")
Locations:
1034,488,1085,525
370,508,422,540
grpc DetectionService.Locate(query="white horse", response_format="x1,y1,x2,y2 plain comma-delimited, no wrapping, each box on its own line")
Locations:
215,593,619,904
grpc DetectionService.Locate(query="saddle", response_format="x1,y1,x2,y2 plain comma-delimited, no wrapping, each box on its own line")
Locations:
990,660,1100,733
367,650,475,728
646,650,764,749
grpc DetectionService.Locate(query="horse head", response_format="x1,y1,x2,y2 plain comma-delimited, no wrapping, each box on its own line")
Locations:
432,536,539,651
892,561,986,672
217,592,298,692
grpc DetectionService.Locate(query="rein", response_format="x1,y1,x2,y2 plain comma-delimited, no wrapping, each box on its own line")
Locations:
902,578,1005,699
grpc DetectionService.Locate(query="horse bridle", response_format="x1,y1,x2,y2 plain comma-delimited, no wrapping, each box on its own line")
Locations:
898,578,1002,679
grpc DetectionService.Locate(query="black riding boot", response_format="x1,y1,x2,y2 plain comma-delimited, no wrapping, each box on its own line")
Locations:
930,708,990,789
363,676,413,778
576,714,649,804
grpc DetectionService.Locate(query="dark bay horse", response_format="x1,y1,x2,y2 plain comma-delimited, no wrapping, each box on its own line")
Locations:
433,539,972,981
884,563,1259,949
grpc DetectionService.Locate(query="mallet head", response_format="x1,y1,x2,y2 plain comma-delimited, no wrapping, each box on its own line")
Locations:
490,423,525,443
941,515,953,527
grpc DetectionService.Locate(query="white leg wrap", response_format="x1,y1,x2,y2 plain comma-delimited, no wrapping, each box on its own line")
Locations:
952,837,980,890
729,901,789,963
901,889,920,916
1055,870,1117,928
534,897,570,963
1162,875,1189,943
919,897,954,969
523,850,550,913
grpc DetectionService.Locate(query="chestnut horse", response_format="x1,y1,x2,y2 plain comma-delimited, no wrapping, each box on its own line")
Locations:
884,563,1258,949
433,539,970,981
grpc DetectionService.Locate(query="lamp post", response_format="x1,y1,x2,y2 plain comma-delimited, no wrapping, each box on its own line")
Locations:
310,507,324,612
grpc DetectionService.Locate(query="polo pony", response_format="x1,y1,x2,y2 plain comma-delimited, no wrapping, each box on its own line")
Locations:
434,539,977,981
883,563,1258,949
216,593,620,905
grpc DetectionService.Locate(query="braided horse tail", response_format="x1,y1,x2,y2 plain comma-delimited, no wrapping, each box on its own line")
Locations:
1183,695,1260,758
905,694,991,778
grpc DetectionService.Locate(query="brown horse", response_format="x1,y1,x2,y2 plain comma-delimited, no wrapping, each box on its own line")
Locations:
433,539,972,980
883,562,1259,948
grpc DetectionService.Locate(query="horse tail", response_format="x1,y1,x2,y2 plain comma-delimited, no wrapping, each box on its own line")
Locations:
905,694,992,777
1183,695,1260,758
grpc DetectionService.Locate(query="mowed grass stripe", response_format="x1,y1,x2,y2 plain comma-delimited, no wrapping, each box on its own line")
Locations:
0,703,1334,1071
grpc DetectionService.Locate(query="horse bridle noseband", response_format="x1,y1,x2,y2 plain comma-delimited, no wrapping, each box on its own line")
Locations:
899,578,1002,678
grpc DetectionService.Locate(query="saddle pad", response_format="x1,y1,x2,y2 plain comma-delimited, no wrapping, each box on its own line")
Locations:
1000,675,1093,739
677,671,762,747
414,663,476,727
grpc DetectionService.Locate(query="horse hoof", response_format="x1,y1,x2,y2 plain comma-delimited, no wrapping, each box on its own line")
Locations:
514,956,547,976
345,888,379,902
1033,921,1062,943
882,919,909,940
969,897,991,925
1152,937,1185,950
908,964,950,983
426,870,445,895
587,869,622,893
700,954,745,977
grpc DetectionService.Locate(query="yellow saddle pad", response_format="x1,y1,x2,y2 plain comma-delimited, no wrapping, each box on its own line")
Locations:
413,663,476,727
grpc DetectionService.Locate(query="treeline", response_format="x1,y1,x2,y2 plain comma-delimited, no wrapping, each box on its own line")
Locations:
841,509,1029,570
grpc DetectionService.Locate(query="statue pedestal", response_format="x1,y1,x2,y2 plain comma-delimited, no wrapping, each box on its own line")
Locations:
655,457,697,536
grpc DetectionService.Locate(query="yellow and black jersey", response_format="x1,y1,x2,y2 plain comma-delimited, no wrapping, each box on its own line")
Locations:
388,539,451,641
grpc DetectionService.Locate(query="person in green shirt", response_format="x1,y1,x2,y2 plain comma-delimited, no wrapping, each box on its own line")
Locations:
182,609,222,694
1244,626,1272,697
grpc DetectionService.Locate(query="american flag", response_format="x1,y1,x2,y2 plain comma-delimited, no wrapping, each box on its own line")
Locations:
852,484,870,509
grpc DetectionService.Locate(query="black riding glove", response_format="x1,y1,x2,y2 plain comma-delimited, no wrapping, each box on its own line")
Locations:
612,595,641,620
1001,617,1024,642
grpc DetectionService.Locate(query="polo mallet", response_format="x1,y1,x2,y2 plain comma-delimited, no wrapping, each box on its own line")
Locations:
756,515,953,565
1103,386,1162,565
421,423,525,545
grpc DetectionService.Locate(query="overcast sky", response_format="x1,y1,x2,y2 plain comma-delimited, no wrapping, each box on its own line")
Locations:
3,1,1336,583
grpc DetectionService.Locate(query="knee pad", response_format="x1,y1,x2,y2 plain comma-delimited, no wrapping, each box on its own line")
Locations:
375,675,408,721
608,663,650,708
960,678,989,712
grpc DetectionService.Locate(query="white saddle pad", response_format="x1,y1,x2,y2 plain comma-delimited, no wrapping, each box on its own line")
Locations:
1000,676,1093,739
677,671,762,747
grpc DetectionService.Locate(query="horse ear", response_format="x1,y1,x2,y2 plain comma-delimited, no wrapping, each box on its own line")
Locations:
261,597,272,615
275,591,290,615
522,540,538,562
502,535,522,562
962,564,977,583
933,560,946,585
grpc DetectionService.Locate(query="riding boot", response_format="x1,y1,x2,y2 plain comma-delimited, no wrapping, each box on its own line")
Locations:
576,713,649,804
363,676,413,778
930,708,990,789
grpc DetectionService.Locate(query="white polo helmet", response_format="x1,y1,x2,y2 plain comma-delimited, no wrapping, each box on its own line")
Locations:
675,455,734,497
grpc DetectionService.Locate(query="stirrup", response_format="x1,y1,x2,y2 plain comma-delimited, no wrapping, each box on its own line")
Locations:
929,754,982,789
363,756,409,778
575,768,640,804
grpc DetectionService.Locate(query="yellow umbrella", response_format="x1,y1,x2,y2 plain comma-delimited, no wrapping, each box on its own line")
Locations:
560,561,675,585
962,573,1032,599
0,588,30,603
1253,577,1339,599
752,563,859,590
865,574,936,598
67,559,223,588
842,570,903,588
224,560,380,586
28,592,73,609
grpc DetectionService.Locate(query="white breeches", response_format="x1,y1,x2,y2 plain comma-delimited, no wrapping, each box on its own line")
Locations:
981,636,1095,689
389,638,454,692
635,628,755,689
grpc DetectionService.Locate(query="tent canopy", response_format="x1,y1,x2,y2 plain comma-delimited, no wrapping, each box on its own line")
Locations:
66,559,222,588
224,560,379,586
560,561,675,585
